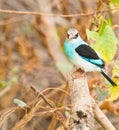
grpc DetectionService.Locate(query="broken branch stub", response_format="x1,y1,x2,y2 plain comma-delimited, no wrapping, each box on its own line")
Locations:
68,73,95,130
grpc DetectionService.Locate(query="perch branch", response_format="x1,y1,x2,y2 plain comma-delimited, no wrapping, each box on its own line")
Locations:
68,72,95,130
67,70,116,130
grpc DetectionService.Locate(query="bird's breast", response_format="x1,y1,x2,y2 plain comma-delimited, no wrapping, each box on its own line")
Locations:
64,46,75,59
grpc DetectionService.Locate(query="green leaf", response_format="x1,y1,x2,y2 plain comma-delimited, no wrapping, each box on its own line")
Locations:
0,80,8,88
111,0,119,5
86,25,117,63
13,98,26,107
110,0,119,8
65,107,71,118
57,103,63,107
98,20,107,35
108,86,119,101
65,110,70,118
112,60,119,77
98,19,112,35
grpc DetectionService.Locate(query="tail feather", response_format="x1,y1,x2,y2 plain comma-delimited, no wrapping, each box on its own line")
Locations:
101,70,117,86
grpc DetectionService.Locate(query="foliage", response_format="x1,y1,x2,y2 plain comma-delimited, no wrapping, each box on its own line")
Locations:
13,98,27,107
0,80,8,88
111,0,119,7
112,60,119,77
86,25,117,63
108,86,119,101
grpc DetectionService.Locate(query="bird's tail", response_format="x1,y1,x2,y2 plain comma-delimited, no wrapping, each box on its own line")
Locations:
101,70,117,86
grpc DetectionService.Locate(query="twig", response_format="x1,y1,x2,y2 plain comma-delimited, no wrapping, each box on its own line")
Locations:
0,8,118,17
0,107,18,128
0,86,11,97
94,104,116,130
30,85,69,96
40,93,55,108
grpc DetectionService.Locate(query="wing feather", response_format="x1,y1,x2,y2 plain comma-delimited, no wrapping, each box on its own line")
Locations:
75,44,105,68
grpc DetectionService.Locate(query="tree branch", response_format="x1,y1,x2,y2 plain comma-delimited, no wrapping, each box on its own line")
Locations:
0,8,118,17
94,104,116,130
68,72,94,130
67,71,116,130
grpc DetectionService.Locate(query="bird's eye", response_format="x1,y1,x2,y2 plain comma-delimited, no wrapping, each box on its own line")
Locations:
75,33,78,38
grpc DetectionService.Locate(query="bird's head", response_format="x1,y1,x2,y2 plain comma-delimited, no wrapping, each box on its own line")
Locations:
67,28,78,40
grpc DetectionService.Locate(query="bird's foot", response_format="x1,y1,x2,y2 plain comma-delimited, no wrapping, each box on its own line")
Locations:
70,66,79,74
74,72,87,79
70,67,86,79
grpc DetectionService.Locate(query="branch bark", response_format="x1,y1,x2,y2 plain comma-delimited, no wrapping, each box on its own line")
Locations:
68,73,94,130
94,104,116,130
67,71,116,130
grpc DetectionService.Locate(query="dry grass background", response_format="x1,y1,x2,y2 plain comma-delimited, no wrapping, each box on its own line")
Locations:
0,0,119,130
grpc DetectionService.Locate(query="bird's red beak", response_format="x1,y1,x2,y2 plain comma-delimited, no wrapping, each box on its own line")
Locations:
68,33,75,39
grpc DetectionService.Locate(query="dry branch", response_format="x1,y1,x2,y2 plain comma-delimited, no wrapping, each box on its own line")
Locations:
94,104,116,130
0,8,118,17
68,73,94,130
67,71,116,130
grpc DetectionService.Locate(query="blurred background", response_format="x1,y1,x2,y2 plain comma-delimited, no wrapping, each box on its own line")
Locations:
0,0,119,129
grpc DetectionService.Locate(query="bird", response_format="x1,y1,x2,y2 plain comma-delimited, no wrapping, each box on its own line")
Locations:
63,28,117,86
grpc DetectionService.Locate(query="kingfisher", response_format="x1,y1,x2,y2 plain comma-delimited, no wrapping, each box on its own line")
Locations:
63,28,117,86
